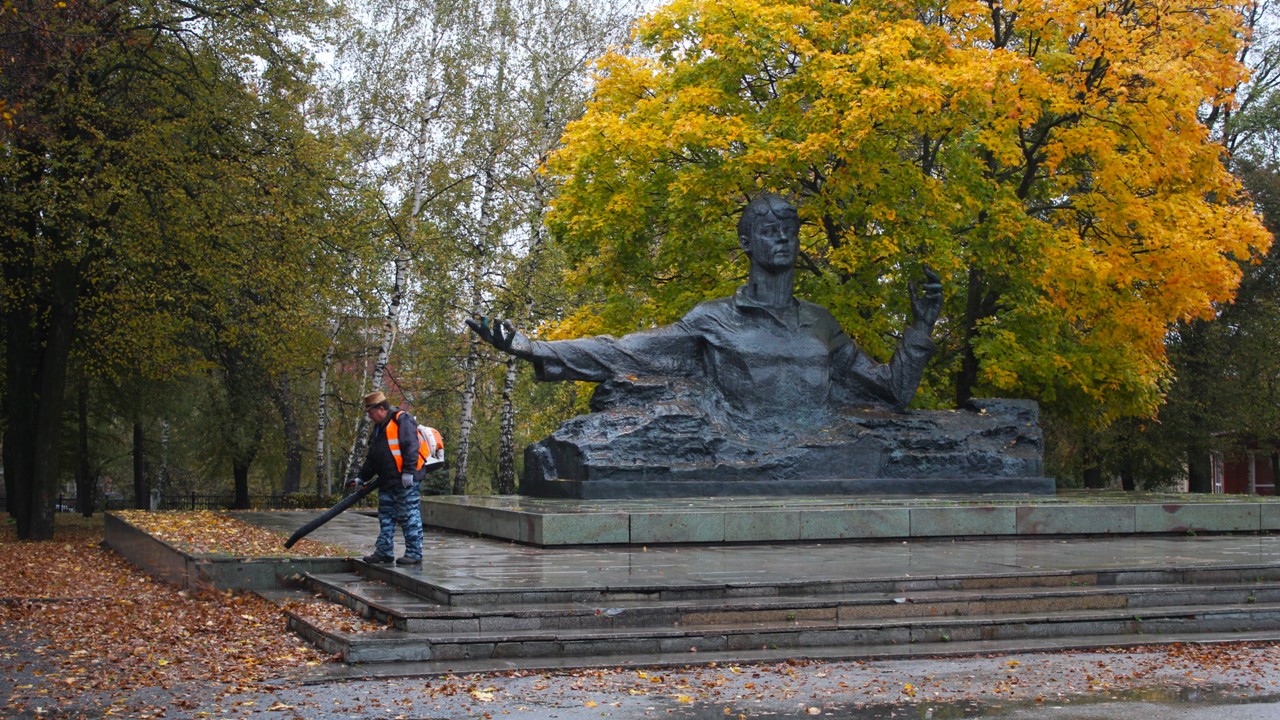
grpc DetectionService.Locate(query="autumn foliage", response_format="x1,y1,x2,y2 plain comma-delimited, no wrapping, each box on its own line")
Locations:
546,0,1272,421
0,515,330,717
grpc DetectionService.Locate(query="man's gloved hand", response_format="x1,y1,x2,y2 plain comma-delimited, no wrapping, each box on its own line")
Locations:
401,473,414,489
346,478,362,491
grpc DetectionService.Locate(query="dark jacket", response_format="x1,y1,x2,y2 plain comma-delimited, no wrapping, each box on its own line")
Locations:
358,408,421,487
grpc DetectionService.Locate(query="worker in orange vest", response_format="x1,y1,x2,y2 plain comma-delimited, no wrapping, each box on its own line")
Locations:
351,391,425,566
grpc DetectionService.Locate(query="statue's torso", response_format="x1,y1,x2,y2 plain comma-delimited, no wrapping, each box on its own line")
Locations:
530,287,925,417
682,295,848,419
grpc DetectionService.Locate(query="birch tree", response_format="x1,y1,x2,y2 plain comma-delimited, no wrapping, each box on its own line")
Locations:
447,0,639,494
315,319,342,497
489,0,638,493
330,0,484,483
328,0,638,494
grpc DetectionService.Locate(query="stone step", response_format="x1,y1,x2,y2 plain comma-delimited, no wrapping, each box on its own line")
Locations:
306,571,1280,634
351,561,1280,607
295,628,1280,681
285,599,1280,664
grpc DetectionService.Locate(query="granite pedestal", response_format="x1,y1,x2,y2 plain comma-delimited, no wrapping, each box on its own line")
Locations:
423,492,1280,546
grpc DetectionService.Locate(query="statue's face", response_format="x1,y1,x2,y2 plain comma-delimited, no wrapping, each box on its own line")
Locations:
745,212,799,272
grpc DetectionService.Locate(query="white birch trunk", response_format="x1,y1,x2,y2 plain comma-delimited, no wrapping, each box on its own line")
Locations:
496,354,519,494
495,113,553,493
344,118,430,482
158,418,170,507
452,277,483,495
316,319,340,497
344,257,407,482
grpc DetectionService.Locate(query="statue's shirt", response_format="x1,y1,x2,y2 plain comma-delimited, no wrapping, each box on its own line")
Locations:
530,287,934,416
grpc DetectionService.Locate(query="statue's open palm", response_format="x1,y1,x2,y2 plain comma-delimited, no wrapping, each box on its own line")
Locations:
909,266,943,331
465,317,533,359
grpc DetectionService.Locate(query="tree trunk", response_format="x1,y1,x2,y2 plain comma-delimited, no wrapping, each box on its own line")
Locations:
233,459,251,510
346,118,426,483
957,266,994,406
316,320,339,498
3,218,80,540
230,421,262,509
156,417,170,508
453,151,499,496
1187,444,1212,493
1082,442,1106,489
453,330,480,495
23,259,80,537
76,385,96,516
345,250,409,482
275,375,303,495
133,421,150,510
497,354,519,494
1119,458,1136,492
3,306,39,535
341,341,373,486
495,135,550,496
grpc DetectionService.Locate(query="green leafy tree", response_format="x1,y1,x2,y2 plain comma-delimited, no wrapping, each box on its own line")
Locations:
0,0,342,536
328,0,636,493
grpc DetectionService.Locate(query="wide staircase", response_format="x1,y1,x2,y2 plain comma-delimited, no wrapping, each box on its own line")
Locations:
284,558,1280,676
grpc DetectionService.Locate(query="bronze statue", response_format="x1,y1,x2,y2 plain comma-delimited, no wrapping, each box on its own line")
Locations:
469,194,942,416
467,194,1049,499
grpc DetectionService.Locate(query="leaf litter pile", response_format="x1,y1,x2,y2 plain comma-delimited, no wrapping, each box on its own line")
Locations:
0,512,365,717
113,510,351,558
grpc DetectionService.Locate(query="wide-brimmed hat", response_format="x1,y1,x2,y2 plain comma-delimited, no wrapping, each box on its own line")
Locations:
363,391,388,410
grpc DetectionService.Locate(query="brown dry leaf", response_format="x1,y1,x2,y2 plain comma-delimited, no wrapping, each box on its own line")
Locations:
282,598,383,635
0,513,333,717
115,509,352,558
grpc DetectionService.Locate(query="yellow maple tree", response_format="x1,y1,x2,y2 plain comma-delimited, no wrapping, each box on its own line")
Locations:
545,0,1271,422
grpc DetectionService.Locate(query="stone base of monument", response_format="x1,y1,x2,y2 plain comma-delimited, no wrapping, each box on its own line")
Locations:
423,492,1280,546
434,397,1081,545
521,476,1055,500
519,395,1054,500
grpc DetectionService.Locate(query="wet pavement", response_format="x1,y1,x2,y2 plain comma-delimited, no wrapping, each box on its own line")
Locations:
29,642,1278,719
241,510,1280,594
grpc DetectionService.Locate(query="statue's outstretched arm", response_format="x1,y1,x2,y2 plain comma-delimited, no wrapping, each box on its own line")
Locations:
465,317,533,360
467,314,701,383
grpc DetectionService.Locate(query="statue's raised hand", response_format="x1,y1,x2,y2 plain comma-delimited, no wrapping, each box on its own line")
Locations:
908,265,943,332
465,316,533,359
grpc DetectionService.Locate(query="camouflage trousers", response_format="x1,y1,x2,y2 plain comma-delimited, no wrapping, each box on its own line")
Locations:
376,481,423,560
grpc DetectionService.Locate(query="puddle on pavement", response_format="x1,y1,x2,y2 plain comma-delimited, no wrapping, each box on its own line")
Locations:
666,682,1280,718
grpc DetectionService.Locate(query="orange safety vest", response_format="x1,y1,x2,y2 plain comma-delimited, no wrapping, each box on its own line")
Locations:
385,411,445,472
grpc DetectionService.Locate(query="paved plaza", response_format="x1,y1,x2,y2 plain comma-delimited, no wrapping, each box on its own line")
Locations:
241,509,1280,597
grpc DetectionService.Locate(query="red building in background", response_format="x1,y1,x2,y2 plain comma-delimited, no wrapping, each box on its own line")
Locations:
1211,446,1278,495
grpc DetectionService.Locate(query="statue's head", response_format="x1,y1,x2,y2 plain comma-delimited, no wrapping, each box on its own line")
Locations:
738,194,800,271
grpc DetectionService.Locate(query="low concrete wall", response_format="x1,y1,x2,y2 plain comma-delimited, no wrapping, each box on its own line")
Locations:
105,513,351,591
